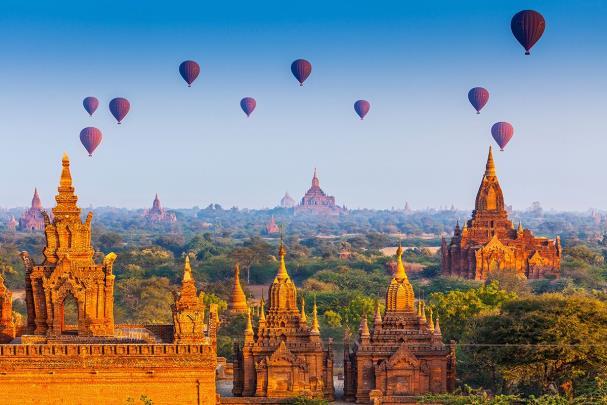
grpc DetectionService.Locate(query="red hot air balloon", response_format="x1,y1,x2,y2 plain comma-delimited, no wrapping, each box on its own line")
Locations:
179,60,200,87
291,59,312,86
491,122,514,151
240,97,256,117
511,10,546,55
80,127,103,156
109,98,130,124
354,100,370,120
468,87,489,114
83,97,99,116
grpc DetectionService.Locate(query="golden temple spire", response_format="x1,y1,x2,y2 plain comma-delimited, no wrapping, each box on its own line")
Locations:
485,146,496,177
517,221,524,233
311,296,320,334
394,244,408,282
183,255,193,283
300,297,308,323
421,301,427,322
359,314,370,338
275,240,290,280
53,153,81,219
259,296,266,322
244,307,254,341
229,263,248,314
435,315,442,335
428,308,435,333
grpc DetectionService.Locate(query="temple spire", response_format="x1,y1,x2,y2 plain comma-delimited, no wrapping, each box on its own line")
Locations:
183,255,193,282
435,315,442,335
244,307,254,342
311,296,320,334
229,263,248,314
275,240,290,280
259,296,266,322
485,146,496,177
312,168,320,188
373,300,382,327
300,297,308,323
394,244,408,281
428,308,435,333
359,314,370,338
53,153,81,219
32,188,42,209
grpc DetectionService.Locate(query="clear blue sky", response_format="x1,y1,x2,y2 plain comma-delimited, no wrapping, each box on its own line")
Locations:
0,0,605,210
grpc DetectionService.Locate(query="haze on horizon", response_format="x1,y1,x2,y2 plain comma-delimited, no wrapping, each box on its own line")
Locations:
0,0,605,211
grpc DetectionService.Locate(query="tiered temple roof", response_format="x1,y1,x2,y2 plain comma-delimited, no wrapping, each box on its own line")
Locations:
441,147,561,280
294,169,342,215
18,188,45,231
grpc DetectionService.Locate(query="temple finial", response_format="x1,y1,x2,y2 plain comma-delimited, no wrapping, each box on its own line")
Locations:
428,307,435,333
393,244,407,281
485,146,496,177
435,315,442,335
311,296,320,334
245,306,254,339
182,255,193,282
300,296,308,323
276,235,289,280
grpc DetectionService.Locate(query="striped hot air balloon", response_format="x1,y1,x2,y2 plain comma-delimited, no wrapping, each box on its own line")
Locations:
240,97,256,117
109,98,130,124
467,87,489,114
291,59,312,86
354,100,370,120
80,127,103,156
511,10,546,55
179,60,200,87
83,97,99,116
491,122,514,151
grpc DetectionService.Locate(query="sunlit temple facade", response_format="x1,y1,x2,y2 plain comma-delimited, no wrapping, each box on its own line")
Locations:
232,242,334,400
344,246,456,402
441,147,561,280
0,154,218,405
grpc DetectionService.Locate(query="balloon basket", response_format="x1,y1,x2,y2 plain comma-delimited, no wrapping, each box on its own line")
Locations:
500,148,504,152
476,111,480,114
525,51,530,55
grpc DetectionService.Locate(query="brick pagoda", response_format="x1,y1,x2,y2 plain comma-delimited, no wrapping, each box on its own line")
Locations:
18,188,45,231
294,169,342,215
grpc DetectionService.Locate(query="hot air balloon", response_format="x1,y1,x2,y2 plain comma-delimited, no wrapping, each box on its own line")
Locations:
83,97,99,116
80,127,103,156
468,87,489,114
291,59,312,86
354,100,370,120
491,122,514,151
240,97,256,117
511,10,546,55
109,98,130,124
179,60,200,87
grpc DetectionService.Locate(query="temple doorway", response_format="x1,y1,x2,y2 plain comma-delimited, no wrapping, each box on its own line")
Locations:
62,293,78,335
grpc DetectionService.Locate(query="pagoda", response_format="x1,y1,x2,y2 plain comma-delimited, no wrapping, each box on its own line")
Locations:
280,192,296,208
294,169,342,215
265,215,280,234
144,194,177,223
7,216,18,232
344,246,456,402
18,188,45,231
441,147,561,280
228,263,248,315
232,242,334,400
3,154,219,405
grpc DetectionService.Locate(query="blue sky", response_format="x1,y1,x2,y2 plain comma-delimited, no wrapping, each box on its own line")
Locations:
0,0,605,210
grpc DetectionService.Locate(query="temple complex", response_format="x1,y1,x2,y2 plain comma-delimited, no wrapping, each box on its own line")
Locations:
232,242,334,400
0,154,218,405
18,188,45,231
441,147,561,280
344,246,456,403
144,194,177,223
265,215,280,234
228,264,248,315
295,169,343,215
280,192,296,208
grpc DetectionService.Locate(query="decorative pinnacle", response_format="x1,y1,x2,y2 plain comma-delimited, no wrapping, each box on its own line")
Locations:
394,243,408,281
182,255,193,282
245,306,253,336
276,238,289,280
311,296,320,334
485,146,496,177
300,296,307,323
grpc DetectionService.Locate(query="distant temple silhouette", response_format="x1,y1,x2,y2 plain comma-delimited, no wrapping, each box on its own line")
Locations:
265,215,280,234
18,188,45,231
280,192,296,208
441,147,561,280
294,169,343,215
144,194,176,223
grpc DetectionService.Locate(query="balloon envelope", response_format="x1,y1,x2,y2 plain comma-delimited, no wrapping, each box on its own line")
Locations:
80,127,103,156
240,97,256,117
511,10,546,55
291,59,312,86
109,98,130,124
354,100,370,120
83,97,99,116
491,122,514,151
468,87,489,114
179,60,200,86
